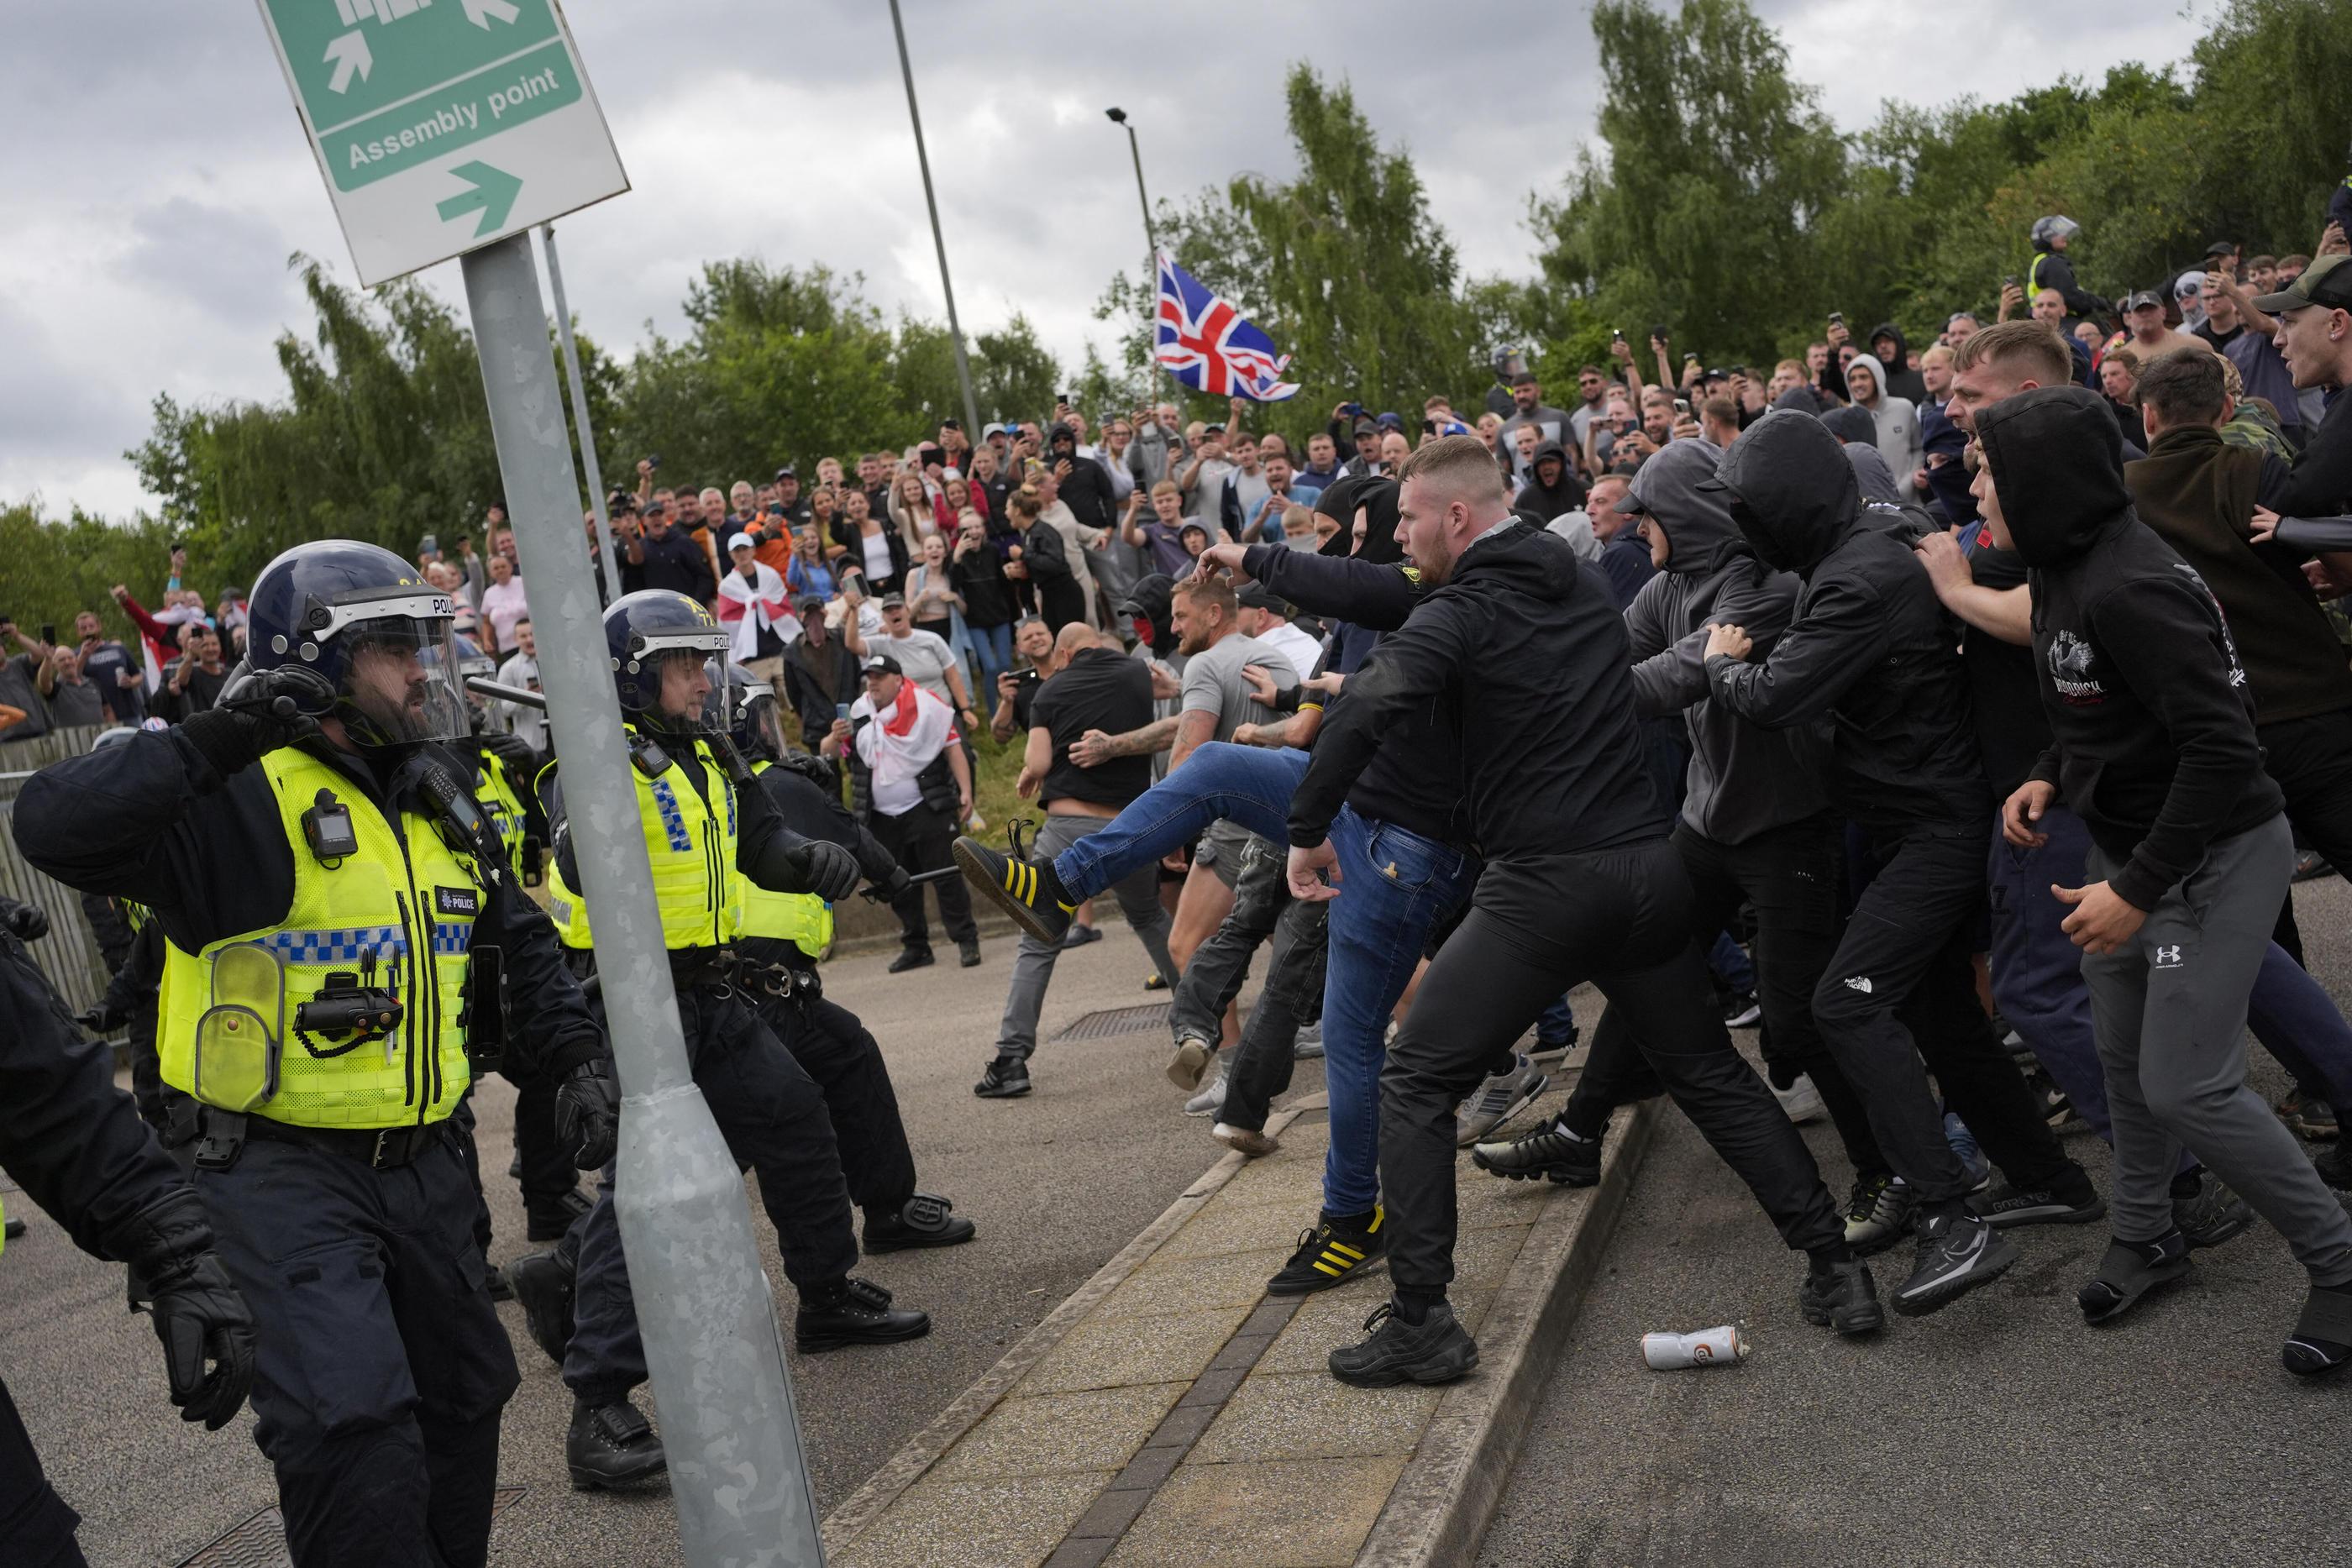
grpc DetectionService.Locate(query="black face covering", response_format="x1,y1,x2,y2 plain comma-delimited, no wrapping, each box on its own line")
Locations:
1727,496,1799,573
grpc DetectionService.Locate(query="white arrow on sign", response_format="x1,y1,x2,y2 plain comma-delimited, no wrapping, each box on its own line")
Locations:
323,30,372,95
460,0,522,27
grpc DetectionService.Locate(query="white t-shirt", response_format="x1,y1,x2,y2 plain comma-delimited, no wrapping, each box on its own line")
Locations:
861,530,895,583
877,628,959,709
495,652,545,751
1256,621,1325,683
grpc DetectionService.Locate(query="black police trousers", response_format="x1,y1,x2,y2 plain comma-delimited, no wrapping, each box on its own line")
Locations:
0,1372,86,1567
748,980,920,1221
563,983,858,1406
1381,841,1847,1306
197,1133,517,1568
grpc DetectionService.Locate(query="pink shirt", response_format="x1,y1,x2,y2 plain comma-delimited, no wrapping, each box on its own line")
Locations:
480,577,530,653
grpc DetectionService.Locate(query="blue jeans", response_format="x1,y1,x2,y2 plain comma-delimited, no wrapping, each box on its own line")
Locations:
967,621,1014,691
2249,946,2352,1110
1319,806,1478,1216
1987,805,2114,1140
1053,742,1305,899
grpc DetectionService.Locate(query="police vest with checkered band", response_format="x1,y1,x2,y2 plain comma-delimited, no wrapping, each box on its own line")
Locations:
733,761,834,959
544,732,742,952
156,747,485,1130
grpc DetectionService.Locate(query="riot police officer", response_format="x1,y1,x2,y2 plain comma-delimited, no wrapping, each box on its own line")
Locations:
720,670,974,1253
16,540,619,1568
0,896,256,1568
528,591,927,1492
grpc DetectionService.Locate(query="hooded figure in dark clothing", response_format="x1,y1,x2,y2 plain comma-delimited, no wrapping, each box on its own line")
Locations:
1315,473,1403,564
1514,439,1588,522
1116,573,1180,661
1868,323,1929,403
1980,385,2352,1366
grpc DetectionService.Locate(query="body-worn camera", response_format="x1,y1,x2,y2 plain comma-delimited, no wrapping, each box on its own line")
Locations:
295,972,404,1051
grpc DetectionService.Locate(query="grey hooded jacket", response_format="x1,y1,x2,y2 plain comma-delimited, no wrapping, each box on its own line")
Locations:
1621,441,1830,845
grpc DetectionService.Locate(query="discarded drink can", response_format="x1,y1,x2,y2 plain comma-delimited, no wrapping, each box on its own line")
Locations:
1641,1325,1749,1370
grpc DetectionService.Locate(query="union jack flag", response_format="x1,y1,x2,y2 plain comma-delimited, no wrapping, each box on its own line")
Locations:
1153,252,1299,401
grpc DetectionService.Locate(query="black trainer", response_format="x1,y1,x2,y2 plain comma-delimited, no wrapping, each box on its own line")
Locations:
506,1248,577,1366
1891,1208,2019,1317
1328,1300,1479,1387
2313,1142,2352,1191
1470,1122,1600,1187
953,835,1074,945
795,1277,931,1353
864,1193,977,1254
526,1185,595,1243
1969,1179,2106,1230
567,1397,667,1492
2171,1170,2254,1246
958,938,983,968
1797,1259,1885,1335
888,947,935,974
974,1054,1032,1099
1267,1209,1386,1295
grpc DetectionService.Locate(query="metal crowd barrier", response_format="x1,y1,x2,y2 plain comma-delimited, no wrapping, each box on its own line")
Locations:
0,726,123,1017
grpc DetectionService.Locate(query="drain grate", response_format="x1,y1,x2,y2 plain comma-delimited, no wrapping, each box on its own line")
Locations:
181,1487,527,1566
1053,1002,1171,1041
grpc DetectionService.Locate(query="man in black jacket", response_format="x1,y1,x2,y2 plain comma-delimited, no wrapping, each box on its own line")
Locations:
784,595,862,745
1513,438,1588,522
1484,440,1888,1209
0,900,257,1567
1982,386,2352,1371
1704,411,2097,1317
1289,437,1869,1387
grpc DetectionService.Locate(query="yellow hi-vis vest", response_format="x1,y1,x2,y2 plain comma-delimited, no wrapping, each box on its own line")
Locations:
158,747,485,1130
735,761,835,959
473,746,530,883
545,732,742,952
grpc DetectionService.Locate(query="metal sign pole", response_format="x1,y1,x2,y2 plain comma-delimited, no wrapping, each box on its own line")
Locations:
540,223,624,605
459,231,823,1568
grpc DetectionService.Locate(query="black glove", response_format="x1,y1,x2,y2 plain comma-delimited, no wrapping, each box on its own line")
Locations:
103,1190,257,1432
184,665,333,776
880,865,914,900
0,898,50,942
554,1058,619,1170
77,1000,124,1034
781,838,861,902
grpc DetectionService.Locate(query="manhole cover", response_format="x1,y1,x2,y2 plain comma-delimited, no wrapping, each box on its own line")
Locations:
1054,1002,1171,1041
181,1487,527,1566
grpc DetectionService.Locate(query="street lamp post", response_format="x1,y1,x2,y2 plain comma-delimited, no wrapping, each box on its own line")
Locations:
1105,107,1168,400
887,0,983,443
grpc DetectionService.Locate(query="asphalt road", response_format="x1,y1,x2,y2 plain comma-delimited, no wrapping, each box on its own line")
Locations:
5,915,1305,1566
1478,875,2352,1568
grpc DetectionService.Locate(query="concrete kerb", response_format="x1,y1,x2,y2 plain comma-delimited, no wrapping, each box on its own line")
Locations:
817,1101,1316,1555
1355,1096,1663,1568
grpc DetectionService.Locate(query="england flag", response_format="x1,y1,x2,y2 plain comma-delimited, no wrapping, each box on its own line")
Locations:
1153,252,1299,402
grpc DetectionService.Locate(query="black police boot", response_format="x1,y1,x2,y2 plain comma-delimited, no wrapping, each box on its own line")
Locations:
795,1277,932,1353
507,1248,577,1366
525,1186,594,1243
888,947,935,974
567,1397,667,1492
864,1193,977,1255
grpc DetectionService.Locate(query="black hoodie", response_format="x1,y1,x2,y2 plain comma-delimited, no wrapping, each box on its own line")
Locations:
1867,323,1928,404
1514,440,1588,521
1704,411,1989,836
1289,521,1667,859
1982,386,2283,911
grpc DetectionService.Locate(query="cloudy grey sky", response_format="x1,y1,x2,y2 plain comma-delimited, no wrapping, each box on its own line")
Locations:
2,0,2208,519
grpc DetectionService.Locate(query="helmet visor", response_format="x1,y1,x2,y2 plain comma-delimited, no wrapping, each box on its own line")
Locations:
696,658,753,745
338,612,470,745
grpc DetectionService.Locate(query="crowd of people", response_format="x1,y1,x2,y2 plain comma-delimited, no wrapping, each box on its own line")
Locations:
947,214,2352,1387
9,206,2352,1566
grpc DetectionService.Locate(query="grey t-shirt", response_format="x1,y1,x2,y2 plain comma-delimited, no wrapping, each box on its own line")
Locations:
1184,456,1236,524
1180,632,1299,743
45,674,104,730
877,628,960,710
1226,467,1271,535
0,653,50,742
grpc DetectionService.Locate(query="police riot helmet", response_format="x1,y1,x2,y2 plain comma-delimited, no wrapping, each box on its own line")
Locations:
703,661,783,760
2031,215,2080,246
245,540,470,748
604,590,733,735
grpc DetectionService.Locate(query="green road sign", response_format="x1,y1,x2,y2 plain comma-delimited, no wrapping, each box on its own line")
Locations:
255,0,627,286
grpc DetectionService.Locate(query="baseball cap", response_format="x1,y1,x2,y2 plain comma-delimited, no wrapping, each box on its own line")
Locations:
2123,289,2166,312
1375,412,1404,431
2252,253,2352,314
2204,239,2237,258
794,594,827,617
1234,581,1287,613
861,653,903,676
878,591,906,609
773,464,797,480
982,422,1007,438
727,531,755,553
